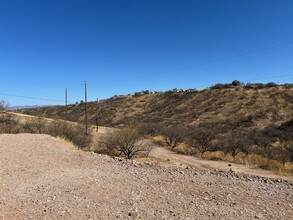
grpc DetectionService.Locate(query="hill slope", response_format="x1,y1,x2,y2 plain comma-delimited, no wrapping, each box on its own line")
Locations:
18,86,293,129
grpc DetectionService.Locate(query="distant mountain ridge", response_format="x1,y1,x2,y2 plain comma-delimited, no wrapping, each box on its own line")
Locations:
9,105,51,110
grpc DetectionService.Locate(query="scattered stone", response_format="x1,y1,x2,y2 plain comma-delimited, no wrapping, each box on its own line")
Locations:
0,134,292,219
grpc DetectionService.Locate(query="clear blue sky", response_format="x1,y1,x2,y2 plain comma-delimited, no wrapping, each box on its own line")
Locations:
1,0,293,106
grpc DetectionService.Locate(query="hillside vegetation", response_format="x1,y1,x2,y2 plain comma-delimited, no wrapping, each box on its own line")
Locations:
18,85,293,129
15,84,293,172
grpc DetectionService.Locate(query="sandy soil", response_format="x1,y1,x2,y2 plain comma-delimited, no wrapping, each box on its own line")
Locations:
0,134,293,219
149,146,293,181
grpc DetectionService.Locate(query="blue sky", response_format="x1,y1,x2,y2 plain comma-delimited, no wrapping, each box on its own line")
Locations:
0,0,293,106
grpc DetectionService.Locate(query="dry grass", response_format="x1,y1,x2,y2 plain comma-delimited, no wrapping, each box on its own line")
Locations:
152,135,167,147
14,86,293,172
198,150,293,174
174,143,196,155
0,112,92,149
17,87,293,128
153,134,293,173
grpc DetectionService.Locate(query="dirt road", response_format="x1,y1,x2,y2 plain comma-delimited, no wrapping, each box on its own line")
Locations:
1,134,293,219
149,145,293,181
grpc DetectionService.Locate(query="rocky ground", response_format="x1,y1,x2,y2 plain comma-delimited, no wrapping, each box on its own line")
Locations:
0,134,292,219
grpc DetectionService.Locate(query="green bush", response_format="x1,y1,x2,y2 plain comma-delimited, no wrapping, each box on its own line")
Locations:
265,82,278,88
232,80,241,86
210,83,225,89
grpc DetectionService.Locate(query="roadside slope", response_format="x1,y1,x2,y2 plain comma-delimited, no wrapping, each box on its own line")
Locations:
0,134,292,219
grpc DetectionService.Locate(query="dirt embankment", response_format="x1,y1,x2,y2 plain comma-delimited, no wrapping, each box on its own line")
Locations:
0,134,293,219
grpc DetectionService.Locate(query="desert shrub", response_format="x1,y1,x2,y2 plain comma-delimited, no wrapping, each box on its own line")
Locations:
0,113,92,148
277,119,293,141
22,117,47,134
245,83,265,89
250,125,293,165
160,126,186,149
232,80,241,86
220,131,252,158
186,126,217,155
133,122,162,136
251,130,272,151
0,112,23,134
210,83,225,89
0,100,9,110
98,128,151,159
46,120,92,148
278,141,293,164
265,82,278,88
223,84,233,88
283,83,293,88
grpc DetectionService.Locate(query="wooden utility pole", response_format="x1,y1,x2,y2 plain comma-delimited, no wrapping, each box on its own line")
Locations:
96,99,99,132
84,81,88,134
65,88,68,117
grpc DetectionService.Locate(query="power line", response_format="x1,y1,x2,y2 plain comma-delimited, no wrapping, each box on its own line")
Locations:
243,73,293,82
0,90,88,104
1,41,292,104
100,41,293,83
84,81,88,134
0,92,65,103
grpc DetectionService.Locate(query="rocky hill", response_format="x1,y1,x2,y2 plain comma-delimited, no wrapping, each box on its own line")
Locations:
18,86,293,129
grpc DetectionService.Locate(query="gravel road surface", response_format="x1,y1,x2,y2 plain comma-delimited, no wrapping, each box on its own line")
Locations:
0,134,292,219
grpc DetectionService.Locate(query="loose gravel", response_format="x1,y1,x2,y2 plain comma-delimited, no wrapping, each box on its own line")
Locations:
0,134,292,219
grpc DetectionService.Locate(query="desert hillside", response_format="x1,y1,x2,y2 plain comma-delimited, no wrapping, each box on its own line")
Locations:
8,85,293,173
17,86,293,129
0,134,292,219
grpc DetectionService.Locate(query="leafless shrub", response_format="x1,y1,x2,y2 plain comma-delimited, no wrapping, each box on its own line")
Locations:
251,130,274,159
0,112,22,134
23,117,47,134
46,120,92,148
160,126,186,149
221,131,251,158
98,128,151,159
133,122,162,136
272,141,293,167
0,100,9,110
283,141,293,162
186,126,217,155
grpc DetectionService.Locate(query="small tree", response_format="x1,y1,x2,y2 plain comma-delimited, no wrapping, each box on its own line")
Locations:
0,100,9,111
282,140,293,162
160,127,186,149
187,127,216,155
222,131,250,157
277,141,293,166
99,128,151,159
134,122,162,136
265,82,278,88
210,83,225,89
232,80,241,86
273,142,292,168
251,130,273,158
